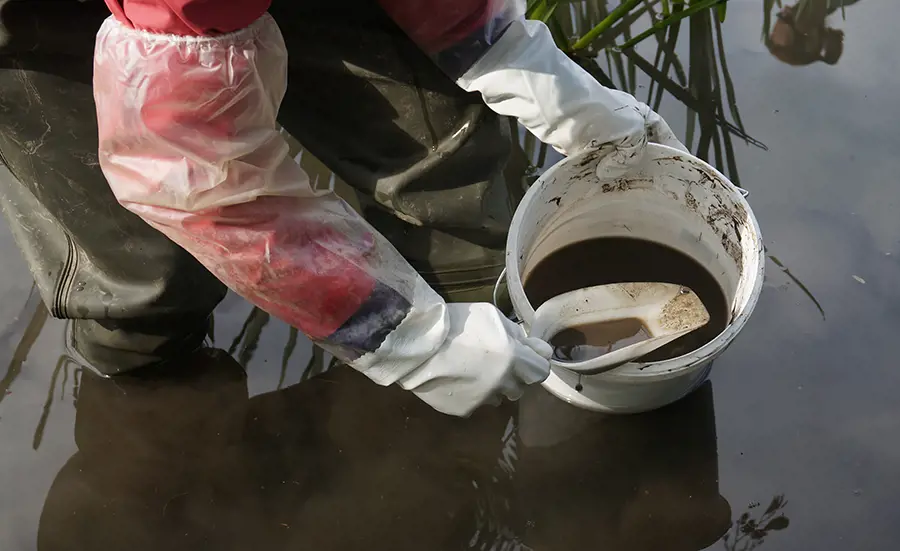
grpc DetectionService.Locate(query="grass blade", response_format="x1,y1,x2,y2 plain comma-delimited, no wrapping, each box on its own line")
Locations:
714,15,746,135
769,255,826,320
652,2,688,110
611,50,631,92
537,142,549,170
238,309,270,366
528,0,559,23
523,128,536,165
572,52,618,89
277,327,299,390
685,105,696,151
721,115,741,185
621,49,767,149
591,4,654,51
33,357,73,450
548,13,570,49
300,346,327,382
0,298,48,407
763,0,775,40
228,308,256,355
570,0,644,51
623,24,637,93
616,0,729,51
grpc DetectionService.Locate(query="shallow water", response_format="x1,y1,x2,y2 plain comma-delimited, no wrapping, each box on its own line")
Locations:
3,1,900,550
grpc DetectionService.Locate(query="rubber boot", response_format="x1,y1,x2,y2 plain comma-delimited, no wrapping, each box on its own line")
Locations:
0,0,227,374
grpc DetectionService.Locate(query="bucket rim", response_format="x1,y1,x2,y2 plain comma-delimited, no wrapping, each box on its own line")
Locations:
505,143,766,384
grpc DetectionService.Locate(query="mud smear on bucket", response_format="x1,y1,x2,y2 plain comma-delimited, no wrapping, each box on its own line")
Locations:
525,237,728,363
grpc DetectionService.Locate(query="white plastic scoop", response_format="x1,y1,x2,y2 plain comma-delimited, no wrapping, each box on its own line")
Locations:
529,282,711,376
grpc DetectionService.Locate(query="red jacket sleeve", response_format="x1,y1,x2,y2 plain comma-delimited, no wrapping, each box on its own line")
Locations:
375,0,524,79
376,0,495,54
104,0,271,35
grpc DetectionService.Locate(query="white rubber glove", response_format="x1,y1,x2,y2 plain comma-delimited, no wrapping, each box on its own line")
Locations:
362,303,552,417
403,304,552,416
457,17,688,177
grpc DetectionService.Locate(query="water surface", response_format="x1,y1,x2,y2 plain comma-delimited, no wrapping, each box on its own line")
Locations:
2,1,899,549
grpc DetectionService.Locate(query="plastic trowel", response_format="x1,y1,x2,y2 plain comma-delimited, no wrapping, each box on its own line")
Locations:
529,282,711,376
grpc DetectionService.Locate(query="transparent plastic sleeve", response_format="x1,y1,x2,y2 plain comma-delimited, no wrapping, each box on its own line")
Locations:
92,13,447,378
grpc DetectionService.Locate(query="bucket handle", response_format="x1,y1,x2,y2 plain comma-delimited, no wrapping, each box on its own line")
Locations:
492,267,521,323
736,186,750,198
492,266,507,309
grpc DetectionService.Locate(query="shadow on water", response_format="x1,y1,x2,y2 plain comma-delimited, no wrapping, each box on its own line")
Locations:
27,345,789,550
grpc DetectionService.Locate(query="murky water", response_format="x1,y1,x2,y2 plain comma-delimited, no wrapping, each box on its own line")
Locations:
2,1,899,549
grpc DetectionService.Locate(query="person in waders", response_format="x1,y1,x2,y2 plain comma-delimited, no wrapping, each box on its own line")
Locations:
765,0,861,66
0,0,685,417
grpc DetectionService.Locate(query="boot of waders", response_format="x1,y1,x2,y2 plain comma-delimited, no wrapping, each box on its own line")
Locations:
271,0,530,305
0,0,227,375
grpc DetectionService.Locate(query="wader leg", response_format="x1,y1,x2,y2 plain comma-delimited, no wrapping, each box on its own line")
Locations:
270,1,527,304
0,1,227,374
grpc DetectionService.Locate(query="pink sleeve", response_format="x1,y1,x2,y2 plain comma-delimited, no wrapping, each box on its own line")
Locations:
375,0,525,78
104,0,271,35
377,0,495,53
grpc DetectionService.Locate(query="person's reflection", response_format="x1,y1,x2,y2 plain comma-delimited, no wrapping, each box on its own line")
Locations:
37,347,737,550
36,348,517,551
766,0,861,66
37,349,259,551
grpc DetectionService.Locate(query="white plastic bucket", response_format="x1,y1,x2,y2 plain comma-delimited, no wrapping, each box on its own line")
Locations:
502,144,765,414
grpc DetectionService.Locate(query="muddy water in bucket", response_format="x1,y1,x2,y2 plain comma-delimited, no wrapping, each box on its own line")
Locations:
551,318,651,362
525,237,729,363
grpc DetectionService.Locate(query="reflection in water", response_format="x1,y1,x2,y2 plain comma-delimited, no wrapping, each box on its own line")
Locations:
764,0,860,66
723,495,790,551
0,289,47,407
31,348,789,550
768,255,826,320
31,354,81,451
227,307,270,367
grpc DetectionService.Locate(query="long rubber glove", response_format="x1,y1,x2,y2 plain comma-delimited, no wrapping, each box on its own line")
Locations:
93,6,550,417
455,17,688,175
377,0,687,173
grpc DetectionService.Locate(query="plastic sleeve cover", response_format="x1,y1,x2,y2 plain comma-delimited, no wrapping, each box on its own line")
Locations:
92,12,449,382
376,0,525,79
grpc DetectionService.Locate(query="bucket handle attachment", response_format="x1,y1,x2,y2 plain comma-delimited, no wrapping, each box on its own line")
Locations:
492,267,507,309
736,186,750,198
492,267,521,323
